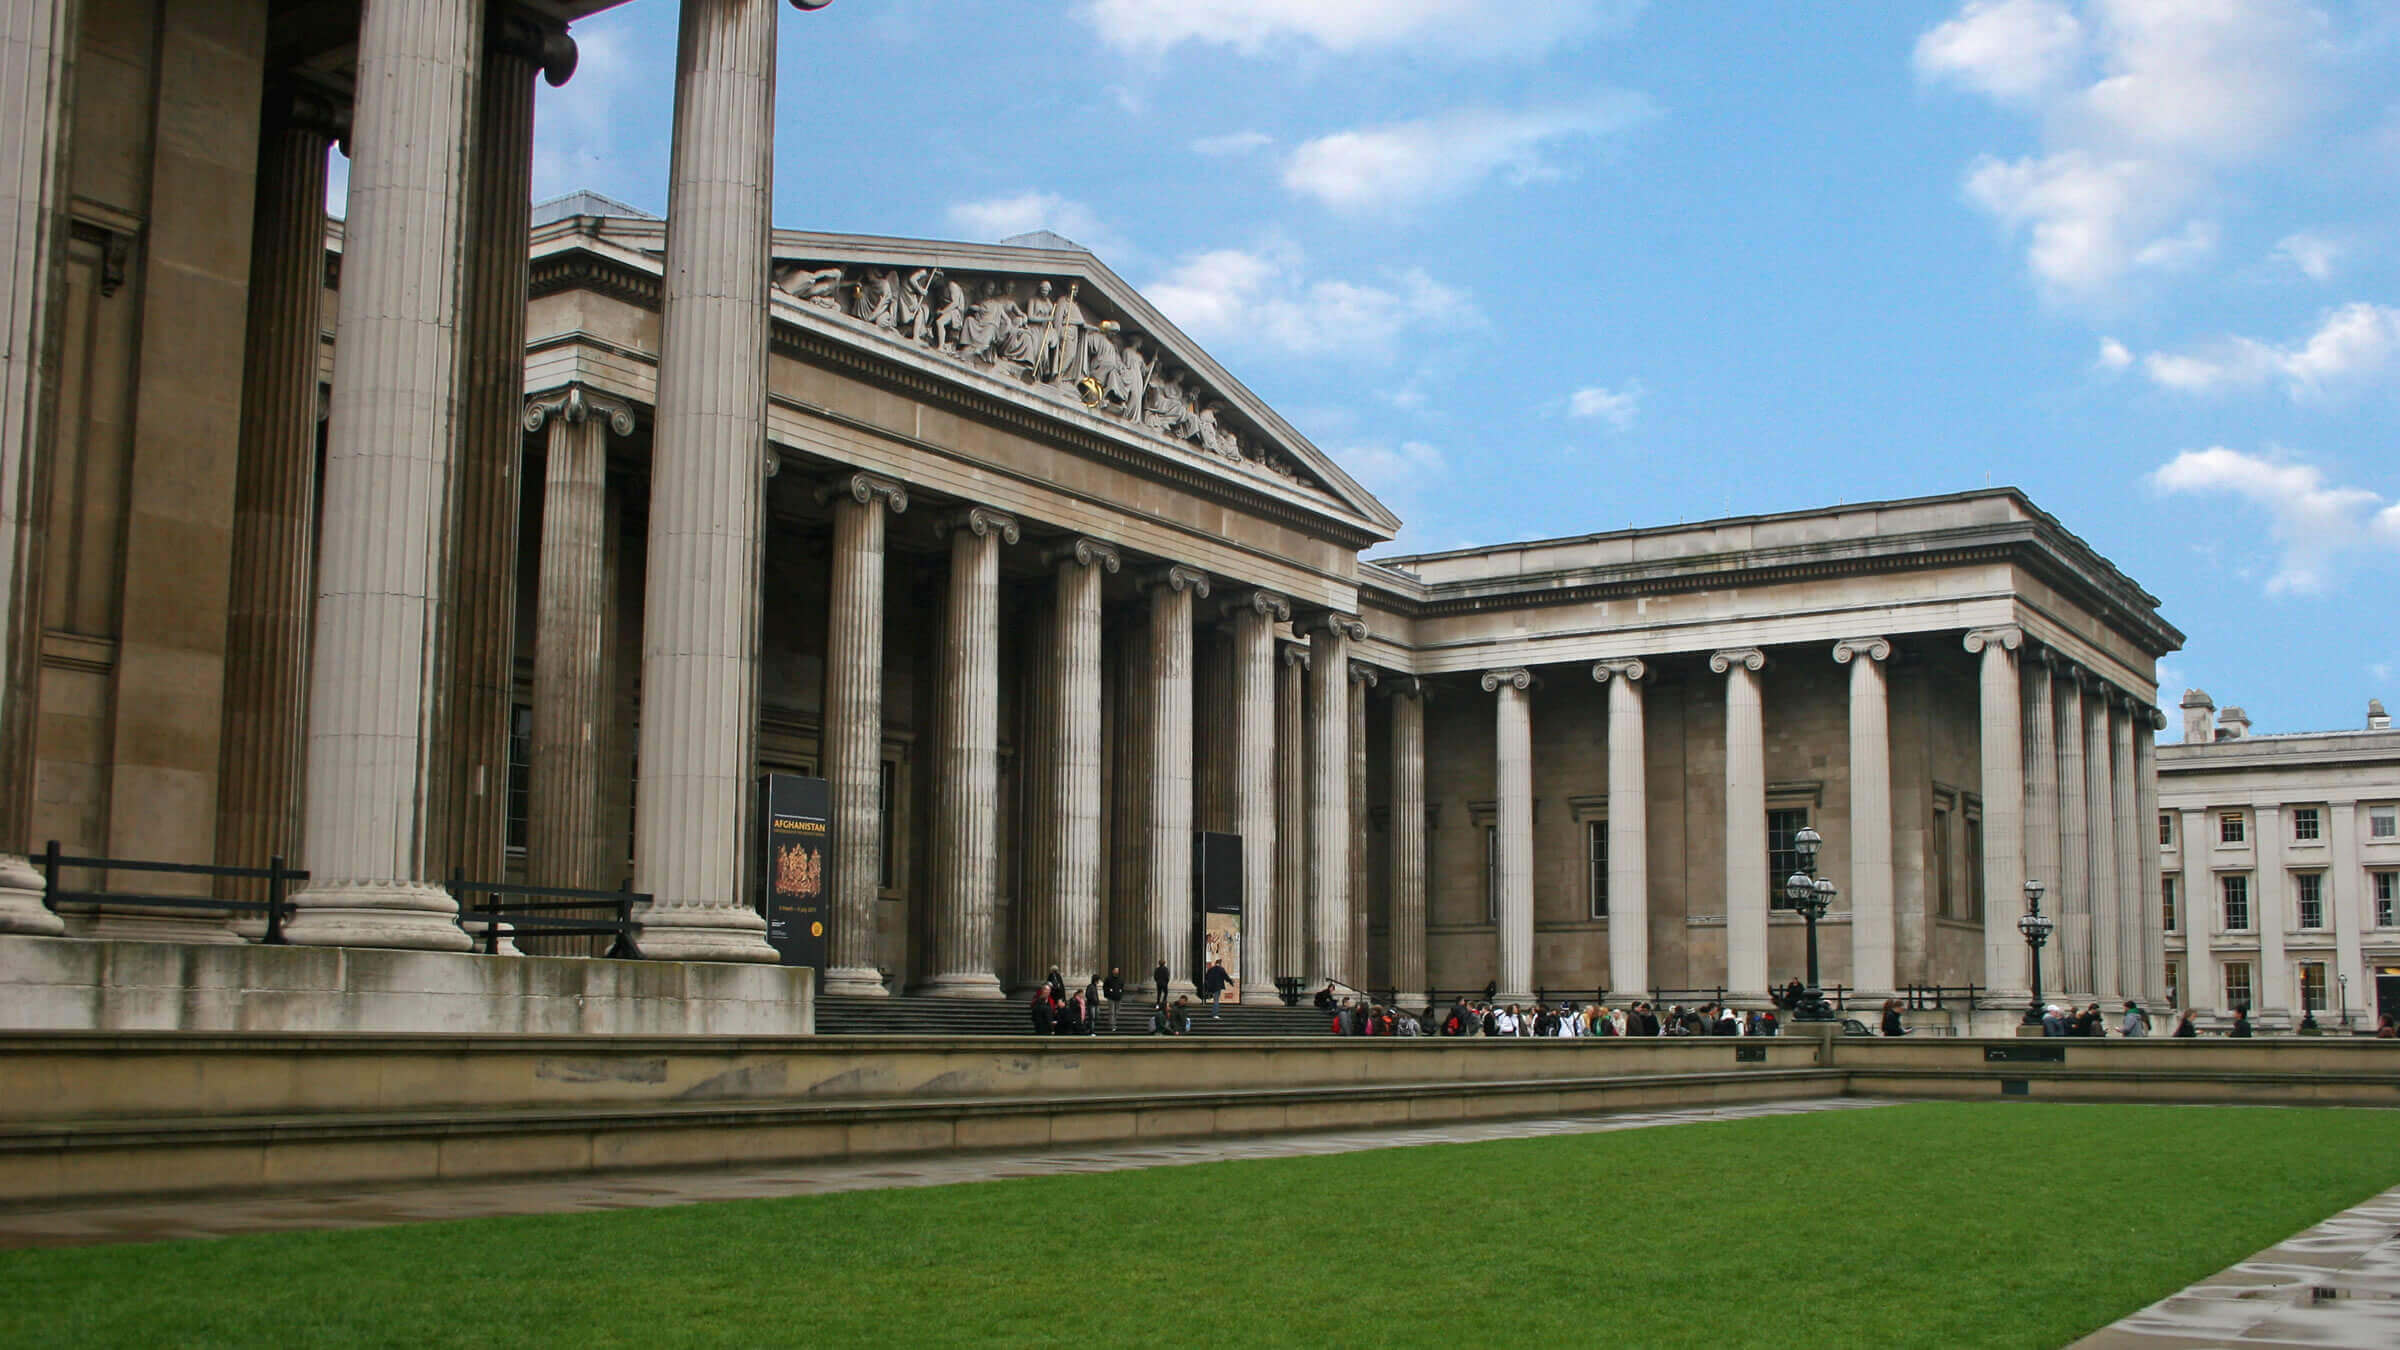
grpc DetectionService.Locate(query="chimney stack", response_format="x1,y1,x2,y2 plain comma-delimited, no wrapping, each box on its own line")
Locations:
2216,707,2250,740
2180,689,2215,745
2371,699,2391,732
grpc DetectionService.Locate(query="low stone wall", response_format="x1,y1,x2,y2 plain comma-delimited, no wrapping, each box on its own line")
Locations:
1833,1035,2400,1106
0,936,814,1036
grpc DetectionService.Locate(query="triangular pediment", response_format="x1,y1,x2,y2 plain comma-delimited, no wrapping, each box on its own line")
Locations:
753,228,1400,540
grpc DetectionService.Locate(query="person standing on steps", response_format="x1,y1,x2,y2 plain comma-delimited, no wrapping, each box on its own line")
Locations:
1103,967,1126,1032
1047,967,1066,1002
1203,959,1231,1018
1153,959,1171,1009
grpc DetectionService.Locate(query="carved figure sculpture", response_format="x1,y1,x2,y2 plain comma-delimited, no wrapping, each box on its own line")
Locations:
1143,367,1196,438
1196,401,1241,461
1051,282,1088,383
854,269,898,328
775,264,846,311
900,268,934,344
934,275,967,350
1106,335,1148,417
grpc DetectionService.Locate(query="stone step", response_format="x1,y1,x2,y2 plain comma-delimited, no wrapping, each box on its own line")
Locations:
814,995,1335,1038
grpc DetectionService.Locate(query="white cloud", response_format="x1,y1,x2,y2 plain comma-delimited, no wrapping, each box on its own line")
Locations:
1338,439,1450,551
2139,302,2400,397
2274,231,2340,281
2096,336,2133,370
1920,0,2340,304
1282,96,1655,212
1567,380,1642,429
1191,131,1273,157
2149,446,2400,594
1079,0,1637,59
945,192,1127,258
1143,244,1479,358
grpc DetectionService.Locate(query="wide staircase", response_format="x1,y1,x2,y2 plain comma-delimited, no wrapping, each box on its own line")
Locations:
817,993,1341,1037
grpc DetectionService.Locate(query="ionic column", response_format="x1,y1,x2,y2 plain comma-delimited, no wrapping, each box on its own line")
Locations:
2022,650,2061,962
2055,664,2091,994
631,0,794,964
2109,694,2142,1001
1482,668,1536,1003
1107,616,1152,976
1348,660,1375,986
1014,588,1054,992
1303,614,1363,985
1713,648,1769,995
2255,805,2290,1018
2083,681,2120,1003
2135,709,2167,1008
1593,659,1649,1000
1387,678,1429,1000
0,0,78,932
1965,627,2026,1004
1042,539,1117,990
525,387,633,895
1226,589,1288,997
287,0,485,950
1274,642,1308,985
440,11,576,885
1833,638,1895,998
213,87,343,924
924,508,1017,997
819,472,907,995
1143,565,1208,994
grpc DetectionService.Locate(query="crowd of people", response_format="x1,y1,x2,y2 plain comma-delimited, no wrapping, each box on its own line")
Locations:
1404,995,1784,1038
1022,959,1237,1036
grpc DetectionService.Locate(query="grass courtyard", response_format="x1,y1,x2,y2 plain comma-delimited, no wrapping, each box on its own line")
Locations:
3,1102,2395,1348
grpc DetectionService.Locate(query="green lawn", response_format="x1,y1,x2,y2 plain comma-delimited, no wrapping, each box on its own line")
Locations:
4,1102,2396,1348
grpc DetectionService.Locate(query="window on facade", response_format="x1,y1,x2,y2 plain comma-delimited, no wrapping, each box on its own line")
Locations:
1484,825,1498,924
2159,813,2174,847
878,760,896,890
2294,872,2325,930
1586,820,1609,920
2374,871,2397,929
505,702,533,854
1767,807,1810,908
1932,804,1954,919
2372,805,2398,840
2164,959,2180,1010
2222,961,2253,1010
2298,961,2327,1012
2220,873,2250,932
2161,875,2179,933
1965,813,1985,921
2219,812,2246,845
2291,807,2321,842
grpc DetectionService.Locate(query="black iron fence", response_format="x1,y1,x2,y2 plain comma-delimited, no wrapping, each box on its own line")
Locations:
1899,984,1983,1011
444,870,644,958
38,840,304,942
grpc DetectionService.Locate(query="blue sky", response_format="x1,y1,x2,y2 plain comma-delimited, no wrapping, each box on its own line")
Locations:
340,0,2399,735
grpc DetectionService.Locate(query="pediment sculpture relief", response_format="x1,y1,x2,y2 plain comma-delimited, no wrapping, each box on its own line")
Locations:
773,261,1320,493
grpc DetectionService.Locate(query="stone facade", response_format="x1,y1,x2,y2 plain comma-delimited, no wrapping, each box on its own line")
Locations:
2159,694,2400,1032
0,0,2181,1037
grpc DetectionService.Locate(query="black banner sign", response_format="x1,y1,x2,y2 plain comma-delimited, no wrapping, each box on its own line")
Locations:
1983,1042,2065,1063
762,774,832,970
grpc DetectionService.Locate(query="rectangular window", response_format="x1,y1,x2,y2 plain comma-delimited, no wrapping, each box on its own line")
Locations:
2159,812,2174,847
505,702,533,854
2298,961,2327,1012
2222,960,2253,1010
1932,804,1954,919
2373,872,2397,929
2219,812,2246,845
1965,813,1985,921
2161,875,2179,933
877,760,895,890
1485,825,1497,924
2220,873,2250,932
1586,820,1609,920
2164,959,2180,1010
2294,872,2325,929
2291,807,2320,842
1767,807,1810,908
2372,805,2398,839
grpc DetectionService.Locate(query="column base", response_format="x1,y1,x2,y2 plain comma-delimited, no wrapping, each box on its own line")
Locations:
633,906,778,964
821,965,891,996
284,880,475,952
916,972,1007,999
0,855,64,937
1495,990,1535,1006
76,913,245,945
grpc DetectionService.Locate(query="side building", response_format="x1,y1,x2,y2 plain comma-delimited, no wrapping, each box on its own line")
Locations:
2159,694,2400,1031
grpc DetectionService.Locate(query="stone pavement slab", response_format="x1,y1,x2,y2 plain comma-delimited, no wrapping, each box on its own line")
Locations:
0,1095,1894,1249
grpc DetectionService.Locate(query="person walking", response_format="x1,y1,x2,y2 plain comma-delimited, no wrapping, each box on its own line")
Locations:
1152,959,1171,1009
2120,1001,2152,1037
1103,967,1125,1032
2228,1006,2254,1038
1879,998,1905,1037
2172,1009,2199,1037
1202,959,1230,1018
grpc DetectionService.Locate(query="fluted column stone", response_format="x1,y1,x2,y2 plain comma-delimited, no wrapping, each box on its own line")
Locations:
2022,649,2061,959
1107,615,1152,976
1965,627,2026,1002
923,507,1016,996
1834,637,1895,997
2055,665,2091,994
1274,642,1308,986
1347,661,1375,987
1713,648,1769,995
287,0,485,950
1483,668,1536,1002
820,472,906,994
2086,685,2121,1004
1593,659,1649,1000
1143,565,1207,994
1386,678,1428,1000
2135,708,2165,1006
631,0,791,963
1303,615,1362,986
1227,590,1287,998
2110,696,2143,1001
526,387,631,898
1041,539,1116,989
214,88,341,926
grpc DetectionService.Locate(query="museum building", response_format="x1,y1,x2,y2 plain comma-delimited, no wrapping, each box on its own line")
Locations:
0,0,2182,1033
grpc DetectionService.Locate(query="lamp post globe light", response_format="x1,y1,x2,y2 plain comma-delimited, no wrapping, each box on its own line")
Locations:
2017,878,2054,1030
1781,826,1838,1022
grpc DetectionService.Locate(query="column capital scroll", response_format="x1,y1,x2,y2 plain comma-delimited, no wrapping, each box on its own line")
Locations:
817,471,908,514
1348,662,1379,687
1592,657,1648,685
1480,667,1536,693
1137,563,1210,598
493,8,580,87
2146,705,2169,732
1279,641,1310,671
1042,536,1120,573
523,384,635,437
1708,647,1766,675
936,505,1020,544
1962,625,2023,655
1299,611,1367,642
1386,676,1431,701
1222,588,1291,623
1832,636,1892,665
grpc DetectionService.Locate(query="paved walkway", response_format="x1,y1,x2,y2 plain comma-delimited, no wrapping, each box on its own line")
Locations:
0,1096,1893,1249
2073,1183,2400,1349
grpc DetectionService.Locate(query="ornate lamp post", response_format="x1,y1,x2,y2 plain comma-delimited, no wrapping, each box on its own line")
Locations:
2017,878,2054,1029
1782,825,1838,1022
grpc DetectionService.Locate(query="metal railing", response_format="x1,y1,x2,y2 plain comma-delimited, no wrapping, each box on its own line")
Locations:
1899,984,1983,1011
444,870,645,959
39,840,303,942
